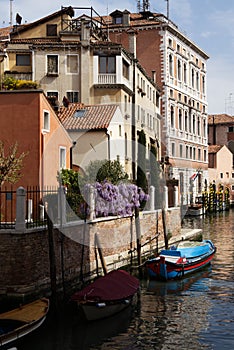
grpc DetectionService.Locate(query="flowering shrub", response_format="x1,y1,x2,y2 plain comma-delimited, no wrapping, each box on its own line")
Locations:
85,181,149,218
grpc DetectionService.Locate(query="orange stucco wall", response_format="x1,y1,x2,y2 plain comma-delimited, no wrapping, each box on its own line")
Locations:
0,90,71,189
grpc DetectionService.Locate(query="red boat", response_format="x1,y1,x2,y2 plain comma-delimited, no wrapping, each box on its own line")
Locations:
71,270,140,321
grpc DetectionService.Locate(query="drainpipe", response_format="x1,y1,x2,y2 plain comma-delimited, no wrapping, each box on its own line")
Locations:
0,51,7,90
70,141,76,169
106,131,110,161
213,116,216,144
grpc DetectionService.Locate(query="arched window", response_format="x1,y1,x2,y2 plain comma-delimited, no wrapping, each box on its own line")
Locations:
170,106,175,128
169,54,173,76
178,109,182,130
185,111,188,131
191,69,195,88
193,115,196,134
197,117,200,135
196,72,199,90
183,63,187,84
202,76,205,94
177,59,182,81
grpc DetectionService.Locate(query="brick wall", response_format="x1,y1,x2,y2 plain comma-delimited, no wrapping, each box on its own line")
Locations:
0,208,181,301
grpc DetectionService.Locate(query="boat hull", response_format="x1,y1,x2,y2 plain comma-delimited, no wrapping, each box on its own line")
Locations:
146,240,216,281
71,270,140,321
0,298,49,347
80,298,132,321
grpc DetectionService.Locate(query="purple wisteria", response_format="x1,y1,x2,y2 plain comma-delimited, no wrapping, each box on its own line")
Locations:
85,181,149,218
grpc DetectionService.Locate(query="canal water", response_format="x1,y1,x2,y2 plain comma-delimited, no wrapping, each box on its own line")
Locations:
16,209,234,350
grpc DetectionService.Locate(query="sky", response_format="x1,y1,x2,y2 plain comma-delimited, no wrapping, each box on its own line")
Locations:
1,0,234,115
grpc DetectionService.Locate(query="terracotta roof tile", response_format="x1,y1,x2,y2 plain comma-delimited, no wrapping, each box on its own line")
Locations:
57,103,119,130
0,26,12,40
208,145,223,154
208,114,234,125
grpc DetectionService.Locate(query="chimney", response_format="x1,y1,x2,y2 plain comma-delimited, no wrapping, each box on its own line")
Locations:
81,17,90,47
152,70,156,82
128,29,138,59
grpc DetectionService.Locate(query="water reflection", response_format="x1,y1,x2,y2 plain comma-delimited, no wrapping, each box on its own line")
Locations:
15,209,234,350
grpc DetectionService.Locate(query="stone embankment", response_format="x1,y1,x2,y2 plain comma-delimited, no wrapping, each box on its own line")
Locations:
0,207,201,302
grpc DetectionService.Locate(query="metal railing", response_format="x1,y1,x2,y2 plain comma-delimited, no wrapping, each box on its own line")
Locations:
0,186,58,230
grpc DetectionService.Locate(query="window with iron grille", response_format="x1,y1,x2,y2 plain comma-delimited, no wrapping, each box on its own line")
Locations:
47,55,58,75
67,91,79,103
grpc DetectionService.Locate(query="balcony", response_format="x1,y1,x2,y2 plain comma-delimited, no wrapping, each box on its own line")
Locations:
98,74,116,84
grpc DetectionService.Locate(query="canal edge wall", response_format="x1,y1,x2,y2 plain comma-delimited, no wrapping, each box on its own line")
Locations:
0,207,200,302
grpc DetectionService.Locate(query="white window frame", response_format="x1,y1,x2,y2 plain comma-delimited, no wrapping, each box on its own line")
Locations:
59,147,66,170
46,54,59,75
66,54,79,74
42,109,50,132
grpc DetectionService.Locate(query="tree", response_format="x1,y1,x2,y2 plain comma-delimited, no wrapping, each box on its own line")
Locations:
0,141,28,187
85,159,128,185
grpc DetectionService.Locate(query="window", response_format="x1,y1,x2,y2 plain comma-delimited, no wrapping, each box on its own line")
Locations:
178,109,182,130
203,120,207,137
66,55,78,74
122,59,129,79
232,185,234,191
119,125,122,137
196,72,199,90
197,117,200,135
99,56,116,73
46,24,57,36
59,147,66,169
191,69,194,88
114,16,122,24
204,149,207,162
47,55,58,75
169,54,173,76
179,144,183,158
43,110,50,132
125,133,128,158
186,146,189,158
16,54,30,66
47,92,59,110
177,59,182,81
190,147,192,159
232,173,234,178
220,173,223,179
198,148,201,160
193,147,196,160
170,106,175,128
202,76,205,93
171,142,175,157
67,91,79,103
47,91,58,99
228,126,234,132
183,63,187,84
124,95,127,112
193,115,196,133
185,111,188,131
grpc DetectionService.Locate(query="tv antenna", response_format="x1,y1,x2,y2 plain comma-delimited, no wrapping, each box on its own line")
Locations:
9,0,13,25
137,1,150,12
165,0,169,19
225,93,234,115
